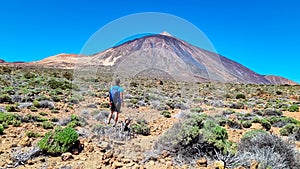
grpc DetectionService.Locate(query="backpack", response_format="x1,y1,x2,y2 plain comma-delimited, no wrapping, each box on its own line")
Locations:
109,86,120,104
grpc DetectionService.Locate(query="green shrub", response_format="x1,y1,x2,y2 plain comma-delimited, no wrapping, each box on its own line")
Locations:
39,112,48,116
33,100,40,107
130,99,138,104
48,78,72,90
36,116,48,122
2,122,8,128
190,107,203,113
5,105,18,112
242,120,252,128
12,120,21,127
280,124,298,136
0,124,4,134
67,121,77,128
26,131,41,138
38,127,78,154
131,119,150,136
241,129,267,141
0,94,13,103
30,106,38,112
42,121,54,129
236,94,246,99
288,105,299,112
23,72,35,79
161,110,171,118
260,119,271,131
0,112,19,124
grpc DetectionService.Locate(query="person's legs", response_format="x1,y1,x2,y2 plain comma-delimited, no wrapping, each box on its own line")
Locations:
107,111,113,124
113,103,121,126
113,112,119,127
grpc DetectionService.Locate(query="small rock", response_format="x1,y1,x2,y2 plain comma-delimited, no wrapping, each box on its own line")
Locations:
181,164,189,169
250,160,259,169
19,136,31,147
99,141,110,151
161,150,169,158
166,161,173,167
196,157,207,167
112,161,123,169
61,152,73,161
149,160,155,165
86,145,94,152
214,161,224,169
125,162,135,167
122,158,130,163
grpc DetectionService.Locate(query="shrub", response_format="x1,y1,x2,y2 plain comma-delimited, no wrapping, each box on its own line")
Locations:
26,131,41,138
236,132,300,169
226,120,242,129
288,105,299,112
190,107,204,113
236,94,246,99
51,117,59,122
131,119,150,136
263,109,282,116
154,113,234,165
0,112,20,124
38,127,78,154
260,119,271,131
279,124,298,136
161,110,171,118
12,120,21,127
241,120,252,128
0,124,4,134
5,105,18,112
2,122,8,128
241,130,267,141
23,72,35,79
48,78,72,90
42,121,54,129
39,112,48,116
0,94,13,103
100,102,110,108
229,102,244,109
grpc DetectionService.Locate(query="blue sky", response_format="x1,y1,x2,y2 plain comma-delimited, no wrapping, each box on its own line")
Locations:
0,0,299,83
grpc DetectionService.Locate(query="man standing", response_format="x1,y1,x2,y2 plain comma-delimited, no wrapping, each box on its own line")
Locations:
107,78,124,127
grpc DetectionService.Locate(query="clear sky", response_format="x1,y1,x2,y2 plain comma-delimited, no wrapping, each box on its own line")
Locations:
0,0,299,83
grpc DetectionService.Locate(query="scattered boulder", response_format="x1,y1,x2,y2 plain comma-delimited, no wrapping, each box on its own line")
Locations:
61,152,73,161
196,157,207,167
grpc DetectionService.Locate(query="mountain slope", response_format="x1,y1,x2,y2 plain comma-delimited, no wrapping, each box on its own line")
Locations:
30,33,296,84
265,75,298,85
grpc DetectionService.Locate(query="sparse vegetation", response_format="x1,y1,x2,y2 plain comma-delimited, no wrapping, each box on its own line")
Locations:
0,66,300,168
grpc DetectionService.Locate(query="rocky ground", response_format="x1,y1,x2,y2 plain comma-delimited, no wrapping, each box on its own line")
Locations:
0,66,300,169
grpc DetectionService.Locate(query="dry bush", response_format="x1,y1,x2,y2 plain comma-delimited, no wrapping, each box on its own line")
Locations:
235,132,300,169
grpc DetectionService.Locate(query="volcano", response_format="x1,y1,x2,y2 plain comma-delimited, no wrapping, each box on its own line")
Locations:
21,33,298,85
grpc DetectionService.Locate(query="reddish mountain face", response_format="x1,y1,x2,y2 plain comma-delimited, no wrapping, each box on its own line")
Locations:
264,75,298,85
0,59,5,63
13,33,297,85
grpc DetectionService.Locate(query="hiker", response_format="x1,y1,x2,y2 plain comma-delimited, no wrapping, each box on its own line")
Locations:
107,78,124,127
